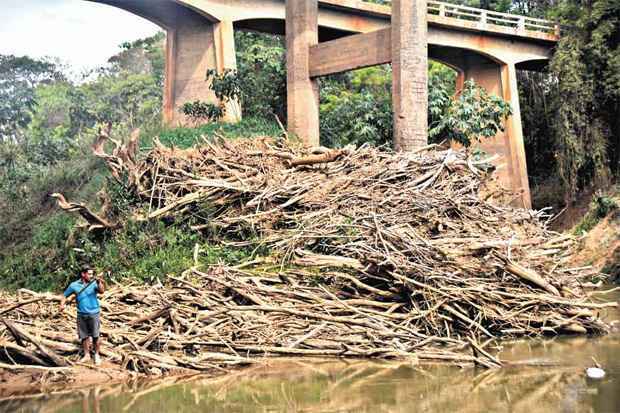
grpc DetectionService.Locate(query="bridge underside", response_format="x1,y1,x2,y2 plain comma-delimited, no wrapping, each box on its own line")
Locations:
87,0,558,209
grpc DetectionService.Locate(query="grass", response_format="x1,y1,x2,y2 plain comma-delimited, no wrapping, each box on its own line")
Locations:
0,215,253,292
142,116,281,150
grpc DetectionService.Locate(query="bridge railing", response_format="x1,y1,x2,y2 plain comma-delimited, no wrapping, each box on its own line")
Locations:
426,1,559,37
364,1,559,38
428,1,559,35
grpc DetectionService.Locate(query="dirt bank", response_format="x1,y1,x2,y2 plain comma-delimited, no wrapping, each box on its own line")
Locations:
571,207,620,282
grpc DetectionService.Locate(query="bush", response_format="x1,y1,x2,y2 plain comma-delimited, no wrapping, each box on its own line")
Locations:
573,193,618,235
320,91,392,148
0,216,254,291
32,213,75,250
180,100,224,123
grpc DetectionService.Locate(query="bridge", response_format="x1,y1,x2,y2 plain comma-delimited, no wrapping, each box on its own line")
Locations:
87,0,559,209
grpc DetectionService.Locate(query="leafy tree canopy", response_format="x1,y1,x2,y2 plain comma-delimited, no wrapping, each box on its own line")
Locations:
0,55,64,142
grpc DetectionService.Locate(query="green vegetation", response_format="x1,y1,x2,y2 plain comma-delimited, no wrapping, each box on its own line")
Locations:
1,213,252,291
548,0,619,204
320,66,394,147
0,55,64,141
0,115,278,291
0,32,280,291
180,100,224,124
430,80,512,147
0,34,167,291
84,220,251,285
152,117,281,149
573,193,618,235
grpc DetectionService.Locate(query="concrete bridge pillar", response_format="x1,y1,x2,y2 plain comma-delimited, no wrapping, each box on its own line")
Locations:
163,18,240,126
286,0,320,146
500,63,530,209
458,59,531,209
392,0,429,152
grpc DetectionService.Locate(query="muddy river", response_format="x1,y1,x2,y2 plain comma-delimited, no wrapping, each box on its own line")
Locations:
3,290,619,413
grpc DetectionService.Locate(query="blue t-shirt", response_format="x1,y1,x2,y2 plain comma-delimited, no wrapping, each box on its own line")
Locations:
64,280,100,315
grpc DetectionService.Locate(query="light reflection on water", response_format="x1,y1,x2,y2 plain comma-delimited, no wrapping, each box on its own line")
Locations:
3,291,619,413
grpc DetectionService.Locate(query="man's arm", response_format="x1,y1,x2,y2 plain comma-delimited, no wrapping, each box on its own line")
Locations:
60,284,74,311
96,274,106,294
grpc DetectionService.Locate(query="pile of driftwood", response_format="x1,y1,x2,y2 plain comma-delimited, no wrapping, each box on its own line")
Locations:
1,133,617,374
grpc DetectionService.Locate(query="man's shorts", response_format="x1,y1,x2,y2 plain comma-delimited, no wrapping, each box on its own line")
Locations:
77,313,101,340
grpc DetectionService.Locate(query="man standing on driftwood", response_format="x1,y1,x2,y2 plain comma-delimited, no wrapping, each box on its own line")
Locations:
59,265,106,365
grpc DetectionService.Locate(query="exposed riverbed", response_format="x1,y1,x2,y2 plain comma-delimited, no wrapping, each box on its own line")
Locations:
3,290,618,413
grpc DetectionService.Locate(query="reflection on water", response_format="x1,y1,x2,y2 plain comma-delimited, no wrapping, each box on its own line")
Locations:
3,291,619,413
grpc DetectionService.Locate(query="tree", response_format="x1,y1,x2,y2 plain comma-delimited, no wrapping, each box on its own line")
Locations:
235,31,287,120
0,55,63,142
111,32,166,86
549,0,619,200
429,80,512,147
80,72,162,131
24,82,82,164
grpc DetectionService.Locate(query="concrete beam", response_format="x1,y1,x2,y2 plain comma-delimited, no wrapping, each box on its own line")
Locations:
286,0,320,146
392,0,428,152
308,28,391,78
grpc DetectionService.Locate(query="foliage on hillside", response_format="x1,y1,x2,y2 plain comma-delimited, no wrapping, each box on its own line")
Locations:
549,0,619,202
0,120,278,291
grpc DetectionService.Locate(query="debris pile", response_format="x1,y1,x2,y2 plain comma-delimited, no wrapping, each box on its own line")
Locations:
1,133,616,374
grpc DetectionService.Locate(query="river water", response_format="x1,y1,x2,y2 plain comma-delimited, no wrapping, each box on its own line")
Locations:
3,290,619,413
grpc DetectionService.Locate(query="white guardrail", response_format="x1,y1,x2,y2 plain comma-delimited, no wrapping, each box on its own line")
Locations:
427,1,559,36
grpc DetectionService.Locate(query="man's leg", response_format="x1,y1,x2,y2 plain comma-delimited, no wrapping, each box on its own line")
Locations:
92,313,102,365
78,315,91,362
81,338,91,362
93,337,101,364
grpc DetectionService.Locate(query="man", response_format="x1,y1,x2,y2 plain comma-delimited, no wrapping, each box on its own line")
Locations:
60,265,106,365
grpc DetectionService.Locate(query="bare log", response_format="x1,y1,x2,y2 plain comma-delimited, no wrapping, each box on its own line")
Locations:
286,149,346,167
1,319,68,367
50,193,118,231
505,262,560,296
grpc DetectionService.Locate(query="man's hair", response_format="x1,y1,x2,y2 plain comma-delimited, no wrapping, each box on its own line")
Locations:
80,265,93,275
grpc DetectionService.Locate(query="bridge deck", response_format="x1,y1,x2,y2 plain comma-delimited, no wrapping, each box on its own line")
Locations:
320,0,559,42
